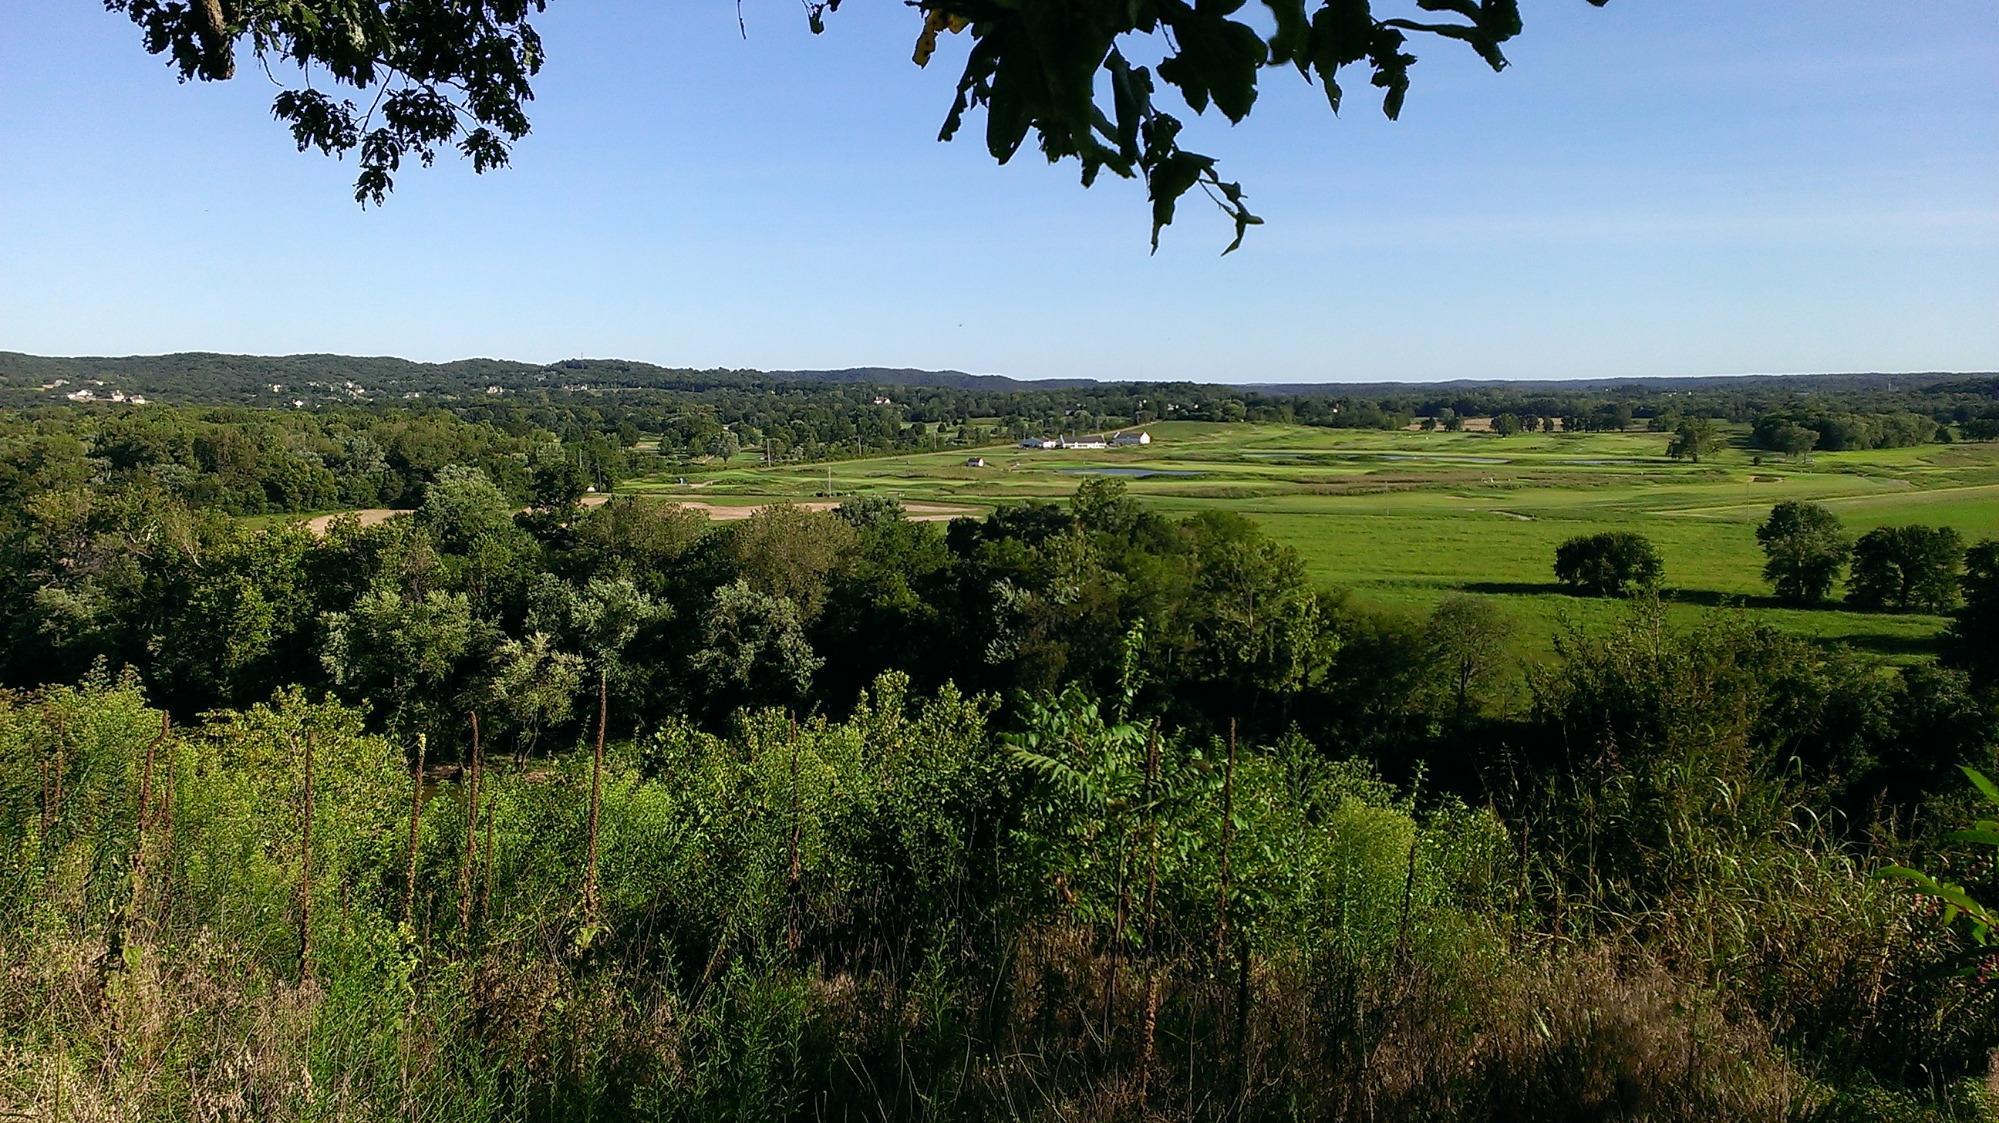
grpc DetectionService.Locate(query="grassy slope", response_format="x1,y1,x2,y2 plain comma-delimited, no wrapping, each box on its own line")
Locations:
633,421,1999,663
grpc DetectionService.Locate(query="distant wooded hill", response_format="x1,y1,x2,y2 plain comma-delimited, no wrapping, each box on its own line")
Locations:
2,350,1992,410
0,352,1097,407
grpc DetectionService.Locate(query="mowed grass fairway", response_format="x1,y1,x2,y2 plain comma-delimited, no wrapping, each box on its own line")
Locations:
629,421,1999,664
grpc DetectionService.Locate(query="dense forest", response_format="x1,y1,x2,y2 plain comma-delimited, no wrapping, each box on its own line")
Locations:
3,368,1999,1119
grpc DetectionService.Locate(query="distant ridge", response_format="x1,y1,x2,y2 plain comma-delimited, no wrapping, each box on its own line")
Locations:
1241,372,1997,396
764,367,1099,390
0,351,1092,406
0,350,1990,407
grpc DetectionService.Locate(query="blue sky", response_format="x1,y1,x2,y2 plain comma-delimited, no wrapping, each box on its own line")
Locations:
1,1,1994,383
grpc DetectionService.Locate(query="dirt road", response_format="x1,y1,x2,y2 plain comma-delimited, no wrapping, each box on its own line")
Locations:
300,495,977,535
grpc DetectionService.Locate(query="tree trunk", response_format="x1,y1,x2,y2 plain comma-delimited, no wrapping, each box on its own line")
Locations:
191,0,236,80
298,731,316,980
1137,724,1163,1109
785,715,803,952
1217,717,1236,960
404,733,427,928
583,669,607,927
458,712,482,939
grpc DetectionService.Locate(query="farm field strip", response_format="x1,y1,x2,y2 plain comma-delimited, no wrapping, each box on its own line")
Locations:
632,421,1997,664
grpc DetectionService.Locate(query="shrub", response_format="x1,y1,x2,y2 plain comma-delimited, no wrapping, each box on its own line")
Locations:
1553,531,1664,596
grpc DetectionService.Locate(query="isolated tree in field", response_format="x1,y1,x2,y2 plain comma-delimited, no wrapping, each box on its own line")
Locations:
1491,413,1523,437
1756,501,1849,604
1426,594,1507,722
1944,539,1999,687
101,0,1607,249
1847,526,1964,614
1553,531,1662,597
1667,419,1723,463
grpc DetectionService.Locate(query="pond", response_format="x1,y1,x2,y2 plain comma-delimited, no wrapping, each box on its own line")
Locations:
1058,467,1204,478
1375,454,1512,464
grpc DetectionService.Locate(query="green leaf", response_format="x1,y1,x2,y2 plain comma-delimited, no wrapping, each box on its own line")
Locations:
1962,765,1999,809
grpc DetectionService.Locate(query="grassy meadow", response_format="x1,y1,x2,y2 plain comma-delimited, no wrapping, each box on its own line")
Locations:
626,420,1999,665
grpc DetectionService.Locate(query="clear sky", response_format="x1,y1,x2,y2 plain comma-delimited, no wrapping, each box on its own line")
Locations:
1,2,1994,383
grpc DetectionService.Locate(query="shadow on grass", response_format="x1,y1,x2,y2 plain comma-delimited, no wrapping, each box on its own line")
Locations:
1460,581,1576,598
1457,581,1771,605
1658,588,1793,611
1819,631,1943,658
1459,582,1884,614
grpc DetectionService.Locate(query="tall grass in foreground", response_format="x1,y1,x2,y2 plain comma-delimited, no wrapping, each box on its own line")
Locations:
0,668,1992,1121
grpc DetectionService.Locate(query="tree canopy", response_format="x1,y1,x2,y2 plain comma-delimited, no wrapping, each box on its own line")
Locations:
105,0,1608,250
1756,500,1848,604
1849,525,1965,615
1553,531,1662,597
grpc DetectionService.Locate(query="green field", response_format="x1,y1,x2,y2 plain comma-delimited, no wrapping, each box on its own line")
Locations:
629,421,1999,663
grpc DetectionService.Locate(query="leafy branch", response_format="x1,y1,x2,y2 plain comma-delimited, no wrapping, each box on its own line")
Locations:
107,0,1609,247
1880,766,1999,955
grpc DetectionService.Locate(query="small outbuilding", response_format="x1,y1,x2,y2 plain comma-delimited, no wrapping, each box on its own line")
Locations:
965,457,988,468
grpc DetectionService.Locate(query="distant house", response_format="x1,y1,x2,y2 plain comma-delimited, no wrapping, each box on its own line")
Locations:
1059,435,1108,450
1019,438,1058,449
1110,430,1152,446
964,457,988,468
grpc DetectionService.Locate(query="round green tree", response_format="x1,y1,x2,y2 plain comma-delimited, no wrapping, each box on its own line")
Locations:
1553,531,1663,597
1756,501,1849,603
1848,526,1965,613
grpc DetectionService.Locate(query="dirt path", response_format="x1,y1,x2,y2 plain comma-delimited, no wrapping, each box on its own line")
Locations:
302,508,399,535
300,495,977,535
667,499,977,522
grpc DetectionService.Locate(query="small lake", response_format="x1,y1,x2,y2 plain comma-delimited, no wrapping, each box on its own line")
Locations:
1376,454,1512,464
1058,467,1204,478
1244,451,1513,465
